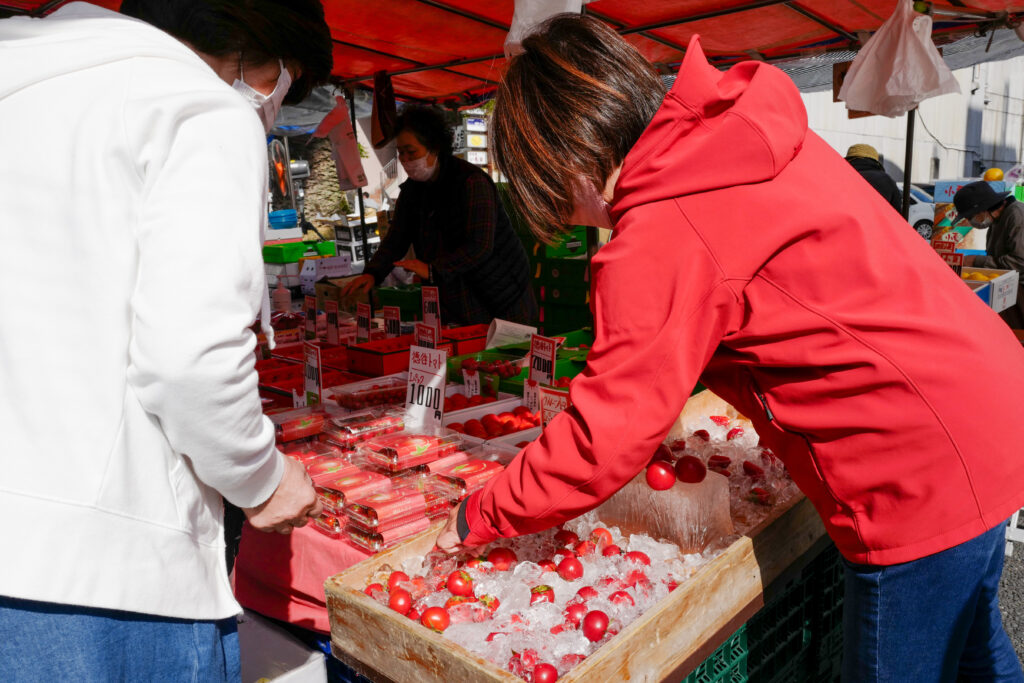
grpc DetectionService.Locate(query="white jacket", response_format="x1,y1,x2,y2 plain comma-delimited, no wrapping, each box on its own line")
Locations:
0,4,285,620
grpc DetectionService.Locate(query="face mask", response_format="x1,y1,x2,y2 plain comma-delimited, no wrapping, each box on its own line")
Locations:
402,154,438,182
567,176,612,229
232,59,292,133
969,213,993,229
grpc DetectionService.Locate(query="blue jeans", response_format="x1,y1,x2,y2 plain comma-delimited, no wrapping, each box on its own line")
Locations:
0,596,240,682
843,521,1024,682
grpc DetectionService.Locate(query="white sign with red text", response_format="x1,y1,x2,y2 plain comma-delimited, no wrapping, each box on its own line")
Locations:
406,345,448,430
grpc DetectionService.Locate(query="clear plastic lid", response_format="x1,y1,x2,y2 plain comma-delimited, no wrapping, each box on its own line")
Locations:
358,429,463,473
432,459,506,499
270,407,327,443
345,515,432,553
321,409,404,450
333,376,407,410
312,511,346,538
315,471,392,514
344,488,428,528
282,439,341,465
306,456,361,485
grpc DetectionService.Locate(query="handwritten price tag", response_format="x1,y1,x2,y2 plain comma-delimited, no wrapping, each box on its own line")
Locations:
540,386,571,426
303,342,323,407
325,300,339,345
304,295,317,340
356,302,371,343
462,369,481,397
382,306,402,338
524,379,541,414
406,345,447,430
422,286,441,331
528,335,556,386
415,322,437,349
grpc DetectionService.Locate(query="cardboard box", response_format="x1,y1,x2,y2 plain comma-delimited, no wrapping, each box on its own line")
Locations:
962,267,1019,313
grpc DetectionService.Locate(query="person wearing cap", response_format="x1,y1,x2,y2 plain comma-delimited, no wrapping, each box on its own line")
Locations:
845,143,903,212
955,180,1024,328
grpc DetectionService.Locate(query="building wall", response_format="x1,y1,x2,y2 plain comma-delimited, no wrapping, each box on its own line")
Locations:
803,54,1024,183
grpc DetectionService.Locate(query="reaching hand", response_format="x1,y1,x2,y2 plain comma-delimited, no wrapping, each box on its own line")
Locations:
339,274,374,298
243,456,322,534
394,259,430,280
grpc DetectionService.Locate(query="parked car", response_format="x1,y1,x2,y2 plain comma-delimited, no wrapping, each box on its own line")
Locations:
907,185,934,239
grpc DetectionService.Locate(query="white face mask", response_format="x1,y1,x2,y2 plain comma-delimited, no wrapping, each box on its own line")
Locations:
402,154,438,182
567,175,612,229
969,212,993,229
232,59,292,133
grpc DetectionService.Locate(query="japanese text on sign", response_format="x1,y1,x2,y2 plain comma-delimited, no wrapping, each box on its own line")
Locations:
382,306,401,338
422,286,441,331
325,300,339,345
462,369,481,397
303,342,323,407
540,387,571,426
304,295,317,340
406,345,447,430
356,302,371,343
528,335,556,385
415,322,437,349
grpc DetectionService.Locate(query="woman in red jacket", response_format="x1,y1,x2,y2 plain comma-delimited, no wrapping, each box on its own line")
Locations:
436,15,1024,682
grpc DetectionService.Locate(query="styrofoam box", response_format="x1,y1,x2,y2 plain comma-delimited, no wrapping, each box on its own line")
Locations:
460,426,542,449
443,395,522,427
965,267,1019,313
238,610,326,683
266,262,301,288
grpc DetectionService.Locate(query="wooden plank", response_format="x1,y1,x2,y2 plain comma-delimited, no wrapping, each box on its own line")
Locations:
324,496,826,682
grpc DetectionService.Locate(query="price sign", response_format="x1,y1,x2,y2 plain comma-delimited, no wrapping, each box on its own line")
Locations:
356,302,371,343
525,334,557,414
406,345,447,430
462,369,481,397
325,301,339,345
304,295,317,340
303,342,323,407
941,252,964,275
382,306,402,338
415,322,437,349
540,387,571,426
422,286,441,332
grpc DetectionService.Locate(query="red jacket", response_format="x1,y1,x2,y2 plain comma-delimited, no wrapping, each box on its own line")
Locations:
462,38,1024,565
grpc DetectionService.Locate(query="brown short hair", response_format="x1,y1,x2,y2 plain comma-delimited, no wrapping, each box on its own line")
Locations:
491,14,665,241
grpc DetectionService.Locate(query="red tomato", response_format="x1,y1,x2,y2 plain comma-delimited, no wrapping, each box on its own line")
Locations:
387,571,409,591
574,585,599,602
563,601,588,627
444,595,477,610
709,415,731,426
727,427,745,440
582,610,609,642
532,663,559,683
574,540,597,556
363,583,384,597
557,556,584,581
742,460,766,479
465,557,486,571
589,527,613,549
485,631,506,642
446,570,474,597
487,547,518,571
708,454,732,470
650,443,674,464
559,653,586,670
478,594,501,615
608,590,634,606
538,559,557,572
388,588,413,615
645,461,676,490
420,606,450,633
601,544,622,557
530,585,555,605
406,607,421,622
692,429,711,441
674,455,707,484
624,551,651,566
554,529,579,547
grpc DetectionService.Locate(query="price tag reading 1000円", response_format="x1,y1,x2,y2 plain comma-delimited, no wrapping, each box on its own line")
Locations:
405,345,447,430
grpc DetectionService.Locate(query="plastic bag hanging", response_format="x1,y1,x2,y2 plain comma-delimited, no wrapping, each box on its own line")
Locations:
838,0,959,117
505,0,589,57
313,96,367,191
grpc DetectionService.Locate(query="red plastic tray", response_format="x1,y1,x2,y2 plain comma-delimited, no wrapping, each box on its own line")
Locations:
347,335,416,377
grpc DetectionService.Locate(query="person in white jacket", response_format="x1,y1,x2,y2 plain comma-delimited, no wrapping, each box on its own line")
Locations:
0,1,332,679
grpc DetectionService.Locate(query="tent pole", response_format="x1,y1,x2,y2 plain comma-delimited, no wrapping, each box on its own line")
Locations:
901,109,915,220
349,90,374,314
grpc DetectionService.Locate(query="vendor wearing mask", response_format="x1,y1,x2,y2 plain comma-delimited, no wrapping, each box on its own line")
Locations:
341,106,537,326
955,180,1024,329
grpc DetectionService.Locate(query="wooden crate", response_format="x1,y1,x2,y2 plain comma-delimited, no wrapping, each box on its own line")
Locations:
324,495,825,682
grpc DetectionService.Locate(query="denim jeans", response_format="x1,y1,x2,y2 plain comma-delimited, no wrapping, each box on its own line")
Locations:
843,520,1024,682
0,596,240,683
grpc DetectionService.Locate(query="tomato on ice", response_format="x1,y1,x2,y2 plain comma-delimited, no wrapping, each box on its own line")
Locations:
601,544,622,557
557,556,584,581
574,540,597,556
487,547,517,571
563,601,588,627
624,551,651,566
742,460,765,479
560,653,586,669
387,571,409,591
388,588,413,615
420,606,451,633
650,443,674,464
538,559,557,572
444,595,477,610
574,585,598,602
582,610,609,642
554,529,579,548
692,429,711,441
446,570,474,597
363,583,384,597
532,663,559,682
608,590,634,606
530,585,555,605
589,527,613,549
727,427,745,440
645,461,676,490
674,455,707,484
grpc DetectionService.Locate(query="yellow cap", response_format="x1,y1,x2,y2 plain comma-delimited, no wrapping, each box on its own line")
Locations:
983,168,1004,181
846,144,879,162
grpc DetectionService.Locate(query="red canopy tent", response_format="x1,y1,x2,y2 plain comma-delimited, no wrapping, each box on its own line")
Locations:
2,0,1022,102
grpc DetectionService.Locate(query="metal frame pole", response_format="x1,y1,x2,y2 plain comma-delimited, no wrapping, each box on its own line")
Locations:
902,109,916,220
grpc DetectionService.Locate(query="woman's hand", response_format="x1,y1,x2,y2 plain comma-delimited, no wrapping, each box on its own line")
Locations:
394,259,430,280
435,505,476,555
339,274,374,297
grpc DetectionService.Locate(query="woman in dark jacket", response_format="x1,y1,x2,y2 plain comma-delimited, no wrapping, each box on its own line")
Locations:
342,106,536,326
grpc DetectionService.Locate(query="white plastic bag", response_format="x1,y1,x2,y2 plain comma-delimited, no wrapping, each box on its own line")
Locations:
505,0,588,57
838,0,959,117
312,96,367,191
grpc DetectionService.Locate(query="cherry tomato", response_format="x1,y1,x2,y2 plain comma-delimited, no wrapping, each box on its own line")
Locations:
608,590,635,606
574,540,597,556
582,610,609,642
406,607,421,622
742,460,765,479
388,588,413,615
363,583,384,597
557,556,584,581
487,547,518,571
485,631,506,642
563,601,588,627
532,663,559,683
446,570,474,597
420,606,450,633
692,429,711,441
444,595,477,610
650,443,674,464
646,461,676,490
560,653,586,670
727,427,745,440
624,551,651,566
589,527,613,549
538,559,557,572
387,571,409,591
554,529,579,548
601,544,622,557
674,455,707,484
530,585,555,605
574,585,598,602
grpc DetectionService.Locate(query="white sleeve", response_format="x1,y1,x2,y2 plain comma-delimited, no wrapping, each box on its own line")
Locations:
123,70,283,508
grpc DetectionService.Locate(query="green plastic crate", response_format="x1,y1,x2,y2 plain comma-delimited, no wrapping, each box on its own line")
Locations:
681,627,748,683
375,285,422,321
545,226,589,258
313,241,337,256
262,241,310,264
539,302,593,336
445,349,526,384
1015,185,1023,202
533,257,590,287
